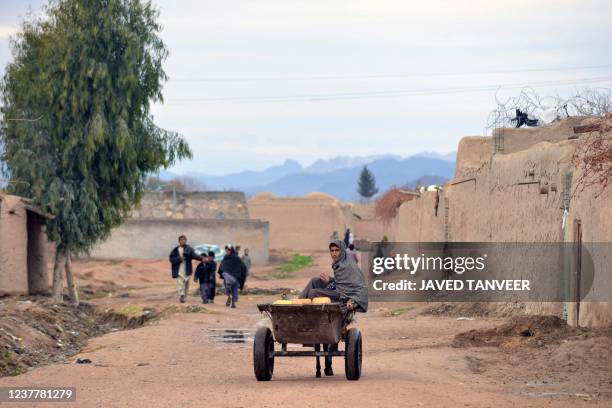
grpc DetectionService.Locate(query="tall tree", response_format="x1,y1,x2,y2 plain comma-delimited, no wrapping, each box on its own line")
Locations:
0,0,192,304
357,165,379,199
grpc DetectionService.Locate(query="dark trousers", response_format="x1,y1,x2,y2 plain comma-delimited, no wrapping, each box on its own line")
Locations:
300,278,341,301
302,278,340,370
225,280,239,303
199,281,214,301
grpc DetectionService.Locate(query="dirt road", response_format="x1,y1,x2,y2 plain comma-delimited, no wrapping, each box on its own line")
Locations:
0,253,609,407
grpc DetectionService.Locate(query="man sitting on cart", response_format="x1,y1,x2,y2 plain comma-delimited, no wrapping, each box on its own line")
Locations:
301,239,368,313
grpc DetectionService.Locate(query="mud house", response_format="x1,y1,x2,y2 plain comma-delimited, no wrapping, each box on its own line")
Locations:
248,193,394,252
90,191,269,264
248,192,384,252
387,117,612,327
0,194,51,296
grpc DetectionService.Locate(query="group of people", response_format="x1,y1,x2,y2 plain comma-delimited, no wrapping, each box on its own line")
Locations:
169,231,368,320
342,228,359,264
169,233,369,375
169,235,251,308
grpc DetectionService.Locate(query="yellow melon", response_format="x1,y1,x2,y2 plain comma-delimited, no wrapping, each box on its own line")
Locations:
291,298,312,305
312,297,331,304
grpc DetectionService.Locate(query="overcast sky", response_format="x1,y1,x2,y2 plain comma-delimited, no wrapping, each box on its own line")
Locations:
1,0,611,175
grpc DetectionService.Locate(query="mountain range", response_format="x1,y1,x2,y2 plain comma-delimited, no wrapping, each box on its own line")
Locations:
158,152,456,201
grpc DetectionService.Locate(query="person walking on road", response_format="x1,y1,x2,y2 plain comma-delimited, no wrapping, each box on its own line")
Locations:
169,235,200,303
242,248,252,279
194,251,217,304
218,245,247,308
205,251,217,302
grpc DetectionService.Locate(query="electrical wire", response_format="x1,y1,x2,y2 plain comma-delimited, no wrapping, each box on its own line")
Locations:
164,76,612,105
168,64,612,83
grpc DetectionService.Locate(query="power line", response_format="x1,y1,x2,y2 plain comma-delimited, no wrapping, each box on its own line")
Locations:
164,76,612,105
168,64,612,83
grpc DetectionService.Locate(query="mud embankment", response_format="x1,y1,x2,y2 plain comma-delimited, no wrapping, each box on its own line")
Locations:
0,297,158,377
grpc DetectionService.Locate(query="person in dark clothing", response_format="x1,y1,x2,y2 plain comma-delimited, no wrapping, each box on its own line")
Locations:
218,246,247,308
300,239,368,376
194,251,217,304
512,108,539,128
343,228,351,247
194,256,208,303
169,235,200,303
205,251,217,302
373,235,389,275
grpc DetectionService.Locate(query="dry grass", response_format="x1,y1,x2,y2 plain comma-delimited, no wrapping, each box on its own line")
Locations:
573,114,612,197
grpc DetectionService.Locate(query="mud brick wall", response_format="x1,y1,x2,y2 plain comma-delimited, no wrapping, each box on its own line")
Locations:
0,195,29,295
248,193,355,252
389,118,612,327
0,195,49,296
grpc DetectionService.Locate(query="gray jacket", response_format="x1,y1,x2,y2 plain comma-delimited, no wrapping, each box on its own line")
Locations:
329,239,368,312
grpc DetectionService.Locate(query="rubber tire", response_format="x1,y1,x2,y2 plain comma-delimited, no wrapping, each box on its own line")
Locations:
345,328,362,380
253,327,274,381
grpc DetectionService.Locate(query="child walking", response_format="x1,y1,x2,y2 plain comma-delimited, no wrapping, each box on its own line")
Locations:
194,251,217,304
218,245,247,308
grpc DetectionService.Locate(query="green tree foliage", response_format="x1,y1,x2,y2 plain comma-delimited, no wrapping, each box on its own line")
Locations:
1,0,191,303
0,0,191,258
357,165,379,199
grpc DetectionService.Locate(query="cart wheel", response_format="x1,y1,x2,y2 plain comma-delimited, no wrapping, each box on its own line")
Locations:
344,328,362,380
253,327,274,381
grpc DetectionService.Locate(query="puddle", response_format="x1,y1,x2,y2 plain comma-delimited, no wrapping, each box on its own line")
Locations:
207,329,255,345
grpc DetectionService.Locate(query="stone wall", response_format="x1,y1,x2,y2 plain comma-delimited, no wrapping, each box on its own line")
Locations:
90,191,269,263
132,191,249,220
90,219,269,264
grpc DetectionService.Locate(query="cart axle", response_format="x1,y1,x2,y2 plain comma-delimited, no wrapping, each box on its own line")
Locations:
274,350,344,357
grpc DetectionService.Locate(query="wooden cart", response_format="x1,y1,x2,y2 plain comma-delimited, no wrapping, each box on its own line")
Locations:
254,303,362,381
